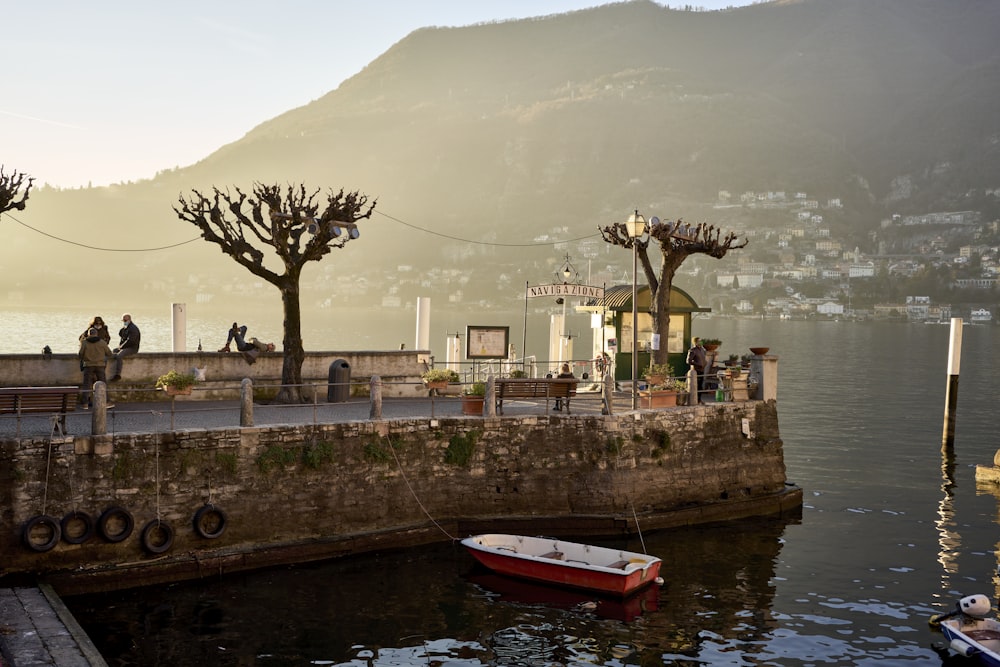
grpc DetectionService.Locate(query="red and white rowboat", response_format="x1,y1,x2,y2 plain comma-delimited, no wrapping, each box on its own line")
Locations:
461,533,663,597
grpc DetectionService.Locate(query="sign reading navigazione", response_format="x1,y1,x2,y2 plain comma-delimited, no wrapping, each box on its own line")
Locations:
526,284,605,300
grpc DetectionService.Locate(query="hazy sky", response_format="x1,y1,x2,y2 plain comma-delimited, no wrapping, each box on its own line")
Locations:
4,1,751,189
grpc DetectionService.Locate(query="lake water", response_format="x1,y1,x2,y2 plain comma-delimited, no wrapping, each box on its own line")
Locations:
56,319,1000,664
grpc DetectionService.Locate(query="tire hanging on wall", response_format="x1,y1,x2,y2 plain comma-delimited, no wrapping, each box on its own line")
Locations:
60,510,95,545
22,515,61,552
140,519,174,554
192,504,227,539
97,506,135,543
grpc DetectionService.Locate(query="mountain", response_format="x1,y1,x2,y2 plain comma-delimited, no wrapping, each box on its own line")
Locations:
8,0,1000,309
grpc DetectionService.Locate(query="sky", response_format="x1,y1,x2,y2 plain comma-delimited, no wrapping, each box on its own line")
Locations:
3,1,751,189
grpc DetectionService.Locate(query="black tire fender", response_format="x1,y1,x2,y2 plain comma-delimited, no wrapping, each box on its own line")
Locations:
60,510,95,545
140,519,174,555
98,506,135,543
22,515,61,552
192,504,227,539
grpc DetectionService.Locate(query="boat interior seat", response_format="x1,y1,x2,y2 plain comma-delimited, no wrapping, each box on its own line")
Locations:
607,560,630,570
540,551,564,560
964,629,1000,642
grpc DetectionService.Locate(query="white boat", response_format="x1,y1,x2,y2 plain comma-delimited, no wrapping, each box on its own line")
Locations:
461,533,663,597
931,594,1000,663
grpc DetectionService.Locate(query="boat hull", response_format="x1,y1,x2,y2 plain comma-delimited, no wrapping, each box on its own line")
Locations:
941,617,1000,664
461,533,662,597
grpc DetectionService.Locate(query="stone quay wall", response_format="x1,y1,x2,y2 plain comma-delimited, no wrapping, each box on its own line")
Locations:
0,401,799,594
0,350,432,399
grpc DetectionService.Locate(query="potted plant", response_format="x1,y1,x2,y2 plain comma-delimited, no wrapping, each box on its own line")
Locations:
462,381,486,416
640,377,687,408
421,368,460,390
701,338,721,352
509,369,527,379
725,353,739,367
643,362,672,387
156,370,197,396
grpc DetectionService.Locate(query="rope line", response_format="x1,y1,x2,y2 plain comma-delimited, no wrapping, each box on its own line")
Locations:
2,207,601,252
385,435,456,541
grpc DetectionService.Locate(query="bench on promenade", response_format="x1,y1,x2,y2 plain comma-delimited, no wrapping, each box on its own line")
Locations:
495,378,576,415
0,386,80,433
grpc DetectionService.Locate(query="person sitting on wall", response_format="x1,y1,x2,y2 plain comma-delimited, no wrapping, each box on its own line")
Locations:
217,323,275,363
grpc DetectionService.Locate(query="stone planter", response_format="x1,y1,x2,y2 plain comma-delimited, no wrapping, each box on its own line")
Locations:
163,385,192,396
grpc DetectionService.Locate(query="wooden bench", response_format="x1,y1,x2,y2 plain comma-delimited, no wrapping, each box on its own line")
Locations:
495,378,576,415
0,386,80,433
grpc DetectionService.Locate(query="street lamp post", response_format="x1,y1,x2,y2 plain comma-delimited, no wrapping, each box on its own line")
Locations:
624,210,646,410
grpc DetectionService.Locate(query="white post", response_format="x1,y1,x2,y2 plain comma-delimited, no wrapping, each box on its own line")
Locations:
942,317,963,449
548,313,564,374
415,297,431,354
171,303,186,352
445,333,462,371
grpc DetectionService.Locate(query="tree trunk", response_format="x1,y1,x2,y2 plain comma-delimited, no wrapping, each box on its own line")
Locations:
275,273,305,403
648,254,685,366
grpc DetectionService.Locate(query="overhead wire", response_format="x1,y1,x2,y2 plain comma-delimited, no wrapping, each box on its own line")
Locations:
0,206,601,252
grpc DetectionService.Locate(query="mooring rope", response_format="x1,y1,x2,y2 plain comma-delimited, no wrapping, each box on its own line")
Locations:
385,436,456,541
630,501,648,555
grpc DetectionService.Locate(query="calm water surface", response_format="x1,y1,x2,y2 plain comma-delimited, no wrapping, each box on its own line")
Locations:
60,319,1000,665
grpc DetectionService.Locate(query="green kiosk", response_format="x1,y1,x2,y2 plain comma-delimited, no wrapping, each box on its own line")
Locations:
580,284,711,382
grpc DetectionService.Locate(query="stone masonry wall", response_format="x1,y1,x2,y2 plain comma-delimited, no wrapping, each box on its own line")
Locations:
0,401,793,591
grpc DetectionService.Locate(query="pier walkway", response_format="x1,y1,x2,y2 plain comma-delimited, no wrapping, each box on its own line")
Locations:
0,384,641,438
0,586,107,667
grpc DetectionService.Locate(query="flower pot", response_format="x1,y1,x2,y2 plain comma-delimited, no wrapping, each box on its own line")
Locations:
704,344,720,352
424,380,448,391
163,385,192,396
461,395,485,416
749,347,769,356
644,374,666,387
639,389,678,408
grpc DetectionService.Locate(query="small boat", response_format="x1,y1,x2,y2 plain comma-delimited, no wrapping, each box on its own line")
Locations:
931,594,1000,663
460,533,663,597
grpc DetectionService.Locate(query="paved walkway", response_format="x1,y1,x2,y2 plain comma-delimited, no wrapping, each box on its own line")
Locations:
0,586,107,667
0,386,625,438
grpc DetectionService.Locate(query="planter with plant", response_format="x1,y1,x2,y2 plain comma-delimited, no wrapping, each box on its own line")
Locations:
643,363,672,387
639,377,688,408
461,381,487,416
421,368,460,390
701,338,722,352
156,370,197,396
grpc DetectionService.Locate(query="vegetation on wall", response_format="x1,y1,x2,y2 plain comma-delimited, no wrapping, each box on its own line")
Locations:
445,430,479,467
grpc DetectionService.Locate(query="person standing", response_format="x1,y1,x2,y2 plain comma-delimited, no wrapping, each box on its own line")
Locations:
687,336,707,403
110,313,140,381
79,327,115,408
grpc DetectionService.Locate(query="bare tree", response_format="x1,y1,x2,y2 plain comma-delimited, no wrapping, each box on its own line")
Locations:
0,166,33,214
600,216,747,365
175,183,376,403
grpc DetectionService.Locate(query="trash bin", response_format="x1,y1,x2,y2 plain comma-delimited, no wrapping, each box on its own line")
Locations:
327,359,350,403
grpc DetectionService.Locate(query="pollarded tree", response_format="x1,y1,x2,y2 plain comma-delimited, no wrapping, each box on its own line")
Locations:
0,166,33,214
599,214,747,366
175,183,376,403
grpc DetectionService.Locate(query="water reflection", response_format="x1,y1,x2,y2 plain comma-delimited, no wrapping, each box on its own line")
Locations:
937,448,960,585
69,516,794,666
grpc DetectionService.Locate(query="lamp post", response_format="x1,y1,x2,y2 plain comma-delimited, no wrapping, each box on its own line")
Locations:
624,210,646,410
555,253,579,370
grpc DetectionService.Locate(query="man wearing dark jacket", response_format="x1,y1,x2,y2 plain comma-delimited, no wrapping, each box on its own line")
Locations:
110,313,140,381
